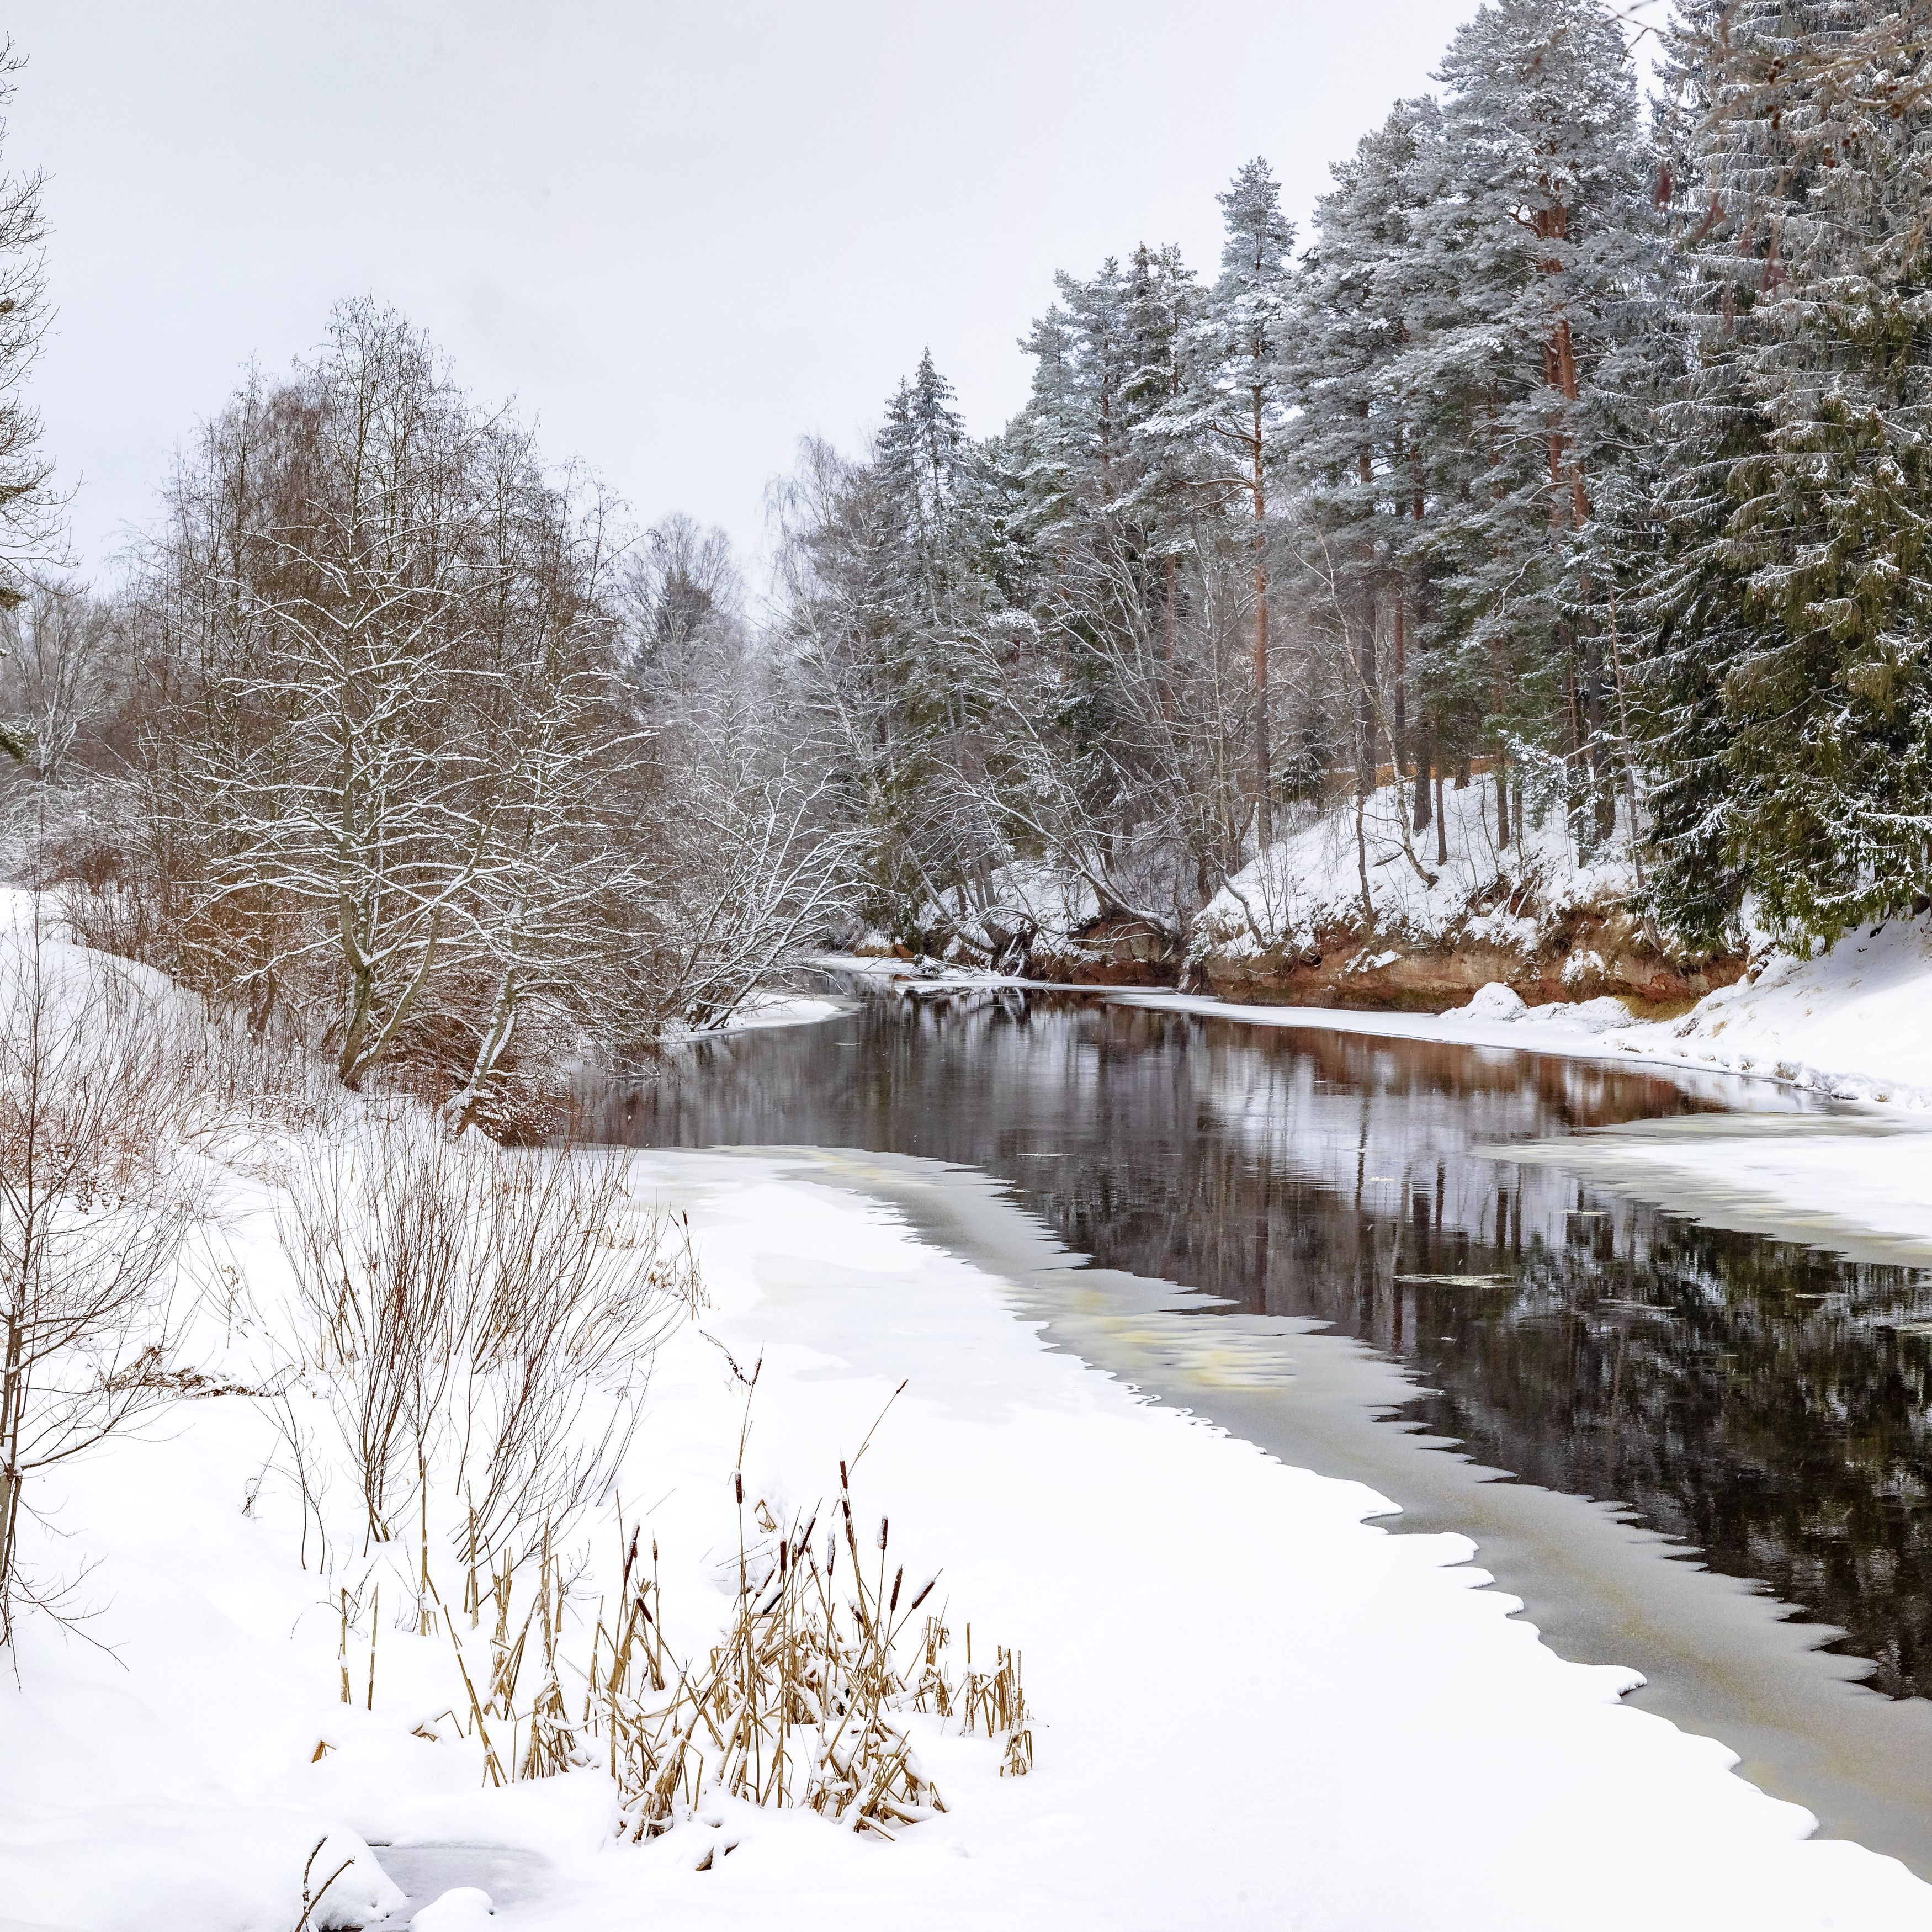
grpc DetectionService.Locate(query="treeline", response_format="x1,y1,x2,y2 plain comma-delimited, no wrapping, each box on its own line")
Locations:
0,304,844,1126
6,3,1932,1113
773,0,1932,956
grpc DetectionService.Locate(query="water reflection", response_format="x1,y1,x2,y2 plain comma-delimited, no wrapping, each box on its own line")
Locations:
579,985,1932,1698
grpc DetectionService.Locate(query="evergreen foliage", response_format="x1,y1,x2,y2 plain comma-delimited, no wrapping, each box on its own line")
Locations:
771,0,1932,960
1638,0,1932,940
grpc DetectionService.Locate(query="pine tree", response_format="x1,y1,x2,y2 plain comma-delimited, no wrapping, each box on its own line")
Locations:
1418,0,1658,853
1286,98,1443,822
1174,159,1297,843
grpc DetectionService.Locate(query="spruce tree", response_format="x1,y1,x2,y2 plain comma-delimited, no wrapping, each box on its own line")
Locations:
1640,0,1932,940
1285,98,1443,814
1172,159,1296,843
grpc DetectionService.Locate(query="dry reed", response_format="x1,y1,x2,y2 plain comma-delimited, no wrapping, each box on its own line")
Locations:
422,1455,1034,1850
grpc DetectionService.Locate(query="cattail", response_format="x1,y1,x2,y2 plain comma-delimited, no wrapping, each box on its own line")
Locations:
909,1577,936,1612
826,1533,837,1574
734,1470,744,1505
778,1538,789,1576
877,1516,889,1552
838,1460,849,1492
889,1565,903,1613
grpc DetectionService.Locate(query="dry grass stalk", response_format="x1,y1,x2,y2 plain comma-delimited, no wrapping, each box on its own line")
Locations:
417,1450,1034,1850
582,1458,1032,1845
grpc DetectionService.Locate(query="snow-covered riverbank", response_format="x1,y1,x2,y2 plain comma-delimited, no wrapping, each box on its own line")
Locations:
11,915,1932,1932
1116,913,1932,1104
1109,914,1932,1253
13,1144,1932,1932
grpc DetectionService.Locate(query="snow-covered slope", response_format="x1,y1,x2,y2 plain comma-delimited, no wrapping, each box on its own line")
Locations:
1617,917,1932,1106
899,781,1729,1005
1196,777,1631,966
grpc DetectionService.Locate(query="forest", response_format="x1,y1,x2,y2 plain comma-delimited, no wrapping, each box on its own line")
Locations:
4,0,1931,1121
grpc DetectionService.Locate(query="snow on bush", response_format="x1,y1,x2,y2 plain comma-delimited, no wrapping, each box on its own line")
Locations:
0,893,1037,1928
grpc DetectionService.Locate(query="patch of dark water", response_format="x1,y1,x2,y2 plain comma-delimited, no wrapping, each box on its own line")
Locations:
576,984,1932,1703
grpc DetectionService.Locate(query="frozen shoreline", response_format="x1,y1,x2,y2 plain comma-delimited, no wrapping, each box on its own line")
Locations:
10,918,1932,1930
1109,921,1932,1254
15,1144,1932,1932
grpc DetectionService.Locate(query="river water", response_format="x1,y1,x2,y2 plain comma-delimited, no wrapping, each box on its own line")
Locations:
577,980,1932,1869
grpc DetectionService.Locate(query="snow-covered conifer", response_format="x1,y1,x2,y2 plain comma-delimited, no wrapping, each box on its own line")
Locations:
1172,160,1297,842
1638,0,1932,940
1285,98,1443,815
1418,0,1658,852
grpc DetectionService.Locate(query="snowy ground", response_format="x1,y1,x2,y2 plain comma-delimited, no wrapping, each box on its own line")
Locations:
1192,773,1632,967
12,1144,1932,1932
662,987,853,1040
11,911,1932,1931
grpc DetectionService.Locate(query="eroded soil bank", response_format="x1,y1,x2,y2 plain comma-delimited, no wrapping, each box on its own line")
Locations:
883,907,1743,1015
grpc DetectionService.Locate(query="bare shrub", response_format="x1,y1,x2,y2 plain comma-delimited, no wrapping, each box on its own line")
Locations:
279,1128,698,1583
0,910,208,1639
280,1135,471,1549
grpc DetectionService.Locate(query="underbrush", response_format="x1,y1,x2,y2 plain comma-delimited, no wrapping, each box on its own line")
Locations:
0,889,1033,1903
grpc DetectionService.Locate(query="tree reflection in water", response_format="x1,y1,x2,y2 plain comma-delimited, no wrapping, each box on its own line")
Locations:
582,986,1932,1698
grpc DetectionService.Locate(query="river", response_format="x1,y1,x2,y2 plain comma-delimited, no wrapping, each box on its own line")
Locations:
574,979,1932,1873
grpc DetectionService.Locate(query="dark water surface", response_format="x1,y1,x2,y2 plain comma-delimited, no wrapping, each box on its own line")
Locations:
582,984,1932,1705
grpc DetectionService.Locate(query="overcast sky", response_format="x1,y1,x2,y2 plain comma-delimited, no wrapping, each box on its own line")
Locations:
12,1,1498,582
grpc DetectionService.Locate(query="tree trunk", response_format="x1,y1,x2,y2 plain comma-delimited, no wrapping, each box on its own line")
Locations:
1392,578,1409,790
1251,398,1272,849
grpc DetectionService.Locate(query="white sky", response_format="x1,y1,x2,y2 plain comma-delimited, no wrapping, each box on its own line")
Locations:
11,1,1496,583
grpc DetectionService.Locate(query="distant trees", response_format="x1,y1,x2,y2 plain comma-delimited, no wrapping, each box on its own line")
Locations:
0,582,118,787
6,0,1931,1021
771,0,1668,953
26,307,850,1124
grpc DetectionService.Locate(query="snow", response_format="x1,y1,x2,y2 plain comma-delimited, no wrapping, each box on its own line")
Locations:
665,988,852,1039
11,907,1932,1930
409,1887,495,1931
1193,778,1632,965
1615,917,1932,1107
1466,980,1528,1019
1121,921,1932,1112
20,1145,1932,1932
